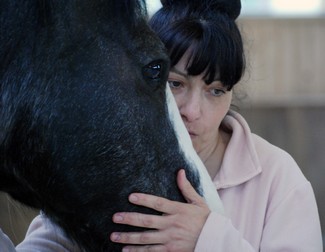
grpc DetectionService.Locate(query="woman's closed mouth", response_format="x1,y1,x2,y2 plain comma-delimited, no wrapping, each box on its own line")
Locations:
188,131,198,138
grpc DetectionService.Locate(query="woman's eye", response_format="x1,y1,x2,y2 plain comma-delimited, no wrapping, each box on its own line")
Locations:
210,88,226,97
168,80,181,89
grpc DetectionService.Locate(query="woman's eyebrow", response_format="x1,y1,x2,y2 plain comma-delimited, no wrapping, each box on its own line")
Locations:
169,67,188,78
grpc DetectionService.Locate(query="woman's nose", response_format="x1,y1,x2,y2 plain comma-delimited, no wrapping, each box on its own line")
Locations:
179,93,201,122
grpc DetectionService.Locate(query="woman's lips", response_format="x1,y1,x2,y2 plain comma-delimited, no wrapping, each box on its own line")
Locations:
185,124,197,138
188,131,197,138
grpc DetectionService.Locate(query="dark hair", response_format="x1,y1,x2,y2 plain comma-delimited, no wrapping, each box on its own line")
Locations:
149,0,245,90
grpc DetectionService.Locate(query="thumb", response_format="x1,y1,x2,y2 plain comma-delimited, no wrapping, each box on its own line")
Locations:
177,169,206,206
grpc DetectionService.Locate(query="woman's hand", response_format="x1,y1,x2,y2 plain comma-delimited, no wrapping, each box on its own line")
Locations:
110,169,211,252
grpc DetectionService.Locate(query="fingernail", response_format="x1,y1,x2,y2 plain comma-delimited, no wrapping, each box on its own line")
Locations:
129,194,138,202
111,232,121,241
113,214,123,222
122,248,130,252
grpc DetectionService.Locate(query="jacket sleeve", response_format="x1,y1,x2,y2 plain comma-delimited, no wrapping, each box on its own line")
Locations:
16,214,81,252
194,213,256,251
195,181,323,252
0,228,16,252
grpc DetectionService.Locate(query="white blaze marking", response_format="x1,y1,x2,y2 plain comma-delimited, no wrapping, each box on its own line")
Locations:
166,85,224,214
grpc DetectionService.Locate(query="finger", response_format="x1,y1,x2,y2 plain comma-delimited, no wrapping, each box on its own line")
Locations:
112,212,166,229
128,193,179,215
121,244,167,252
110,230,166,245
177,169,206,206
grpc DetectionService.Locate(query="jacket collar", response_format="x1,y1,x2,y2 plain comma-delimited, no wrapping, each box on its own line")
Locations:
213,110,262,189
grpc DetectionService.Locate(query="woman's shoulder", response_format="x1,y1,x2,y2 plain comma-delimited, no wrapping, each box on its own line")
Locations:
229,110,307,184
251,133,299,169
250,133,309,193
221,111,308,191
227,110,303,175
252,133,296,164
225,110,304,178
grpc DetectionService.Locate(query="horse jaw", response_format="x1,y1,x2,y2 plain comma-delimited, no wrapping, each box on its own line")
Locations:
165,84,225,214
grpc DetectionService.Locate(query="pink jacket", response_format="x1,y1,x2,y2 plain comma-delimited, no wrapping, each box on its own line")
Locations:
6,111,322,251
195,111,323,251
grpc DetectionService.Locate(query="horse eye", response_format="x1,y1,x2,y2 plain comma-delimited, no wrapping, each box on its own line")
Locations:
142,62,162,80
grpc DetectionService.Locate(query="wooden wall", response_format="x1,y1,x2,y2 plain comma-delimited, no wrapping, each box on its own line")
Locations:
238,18,325,106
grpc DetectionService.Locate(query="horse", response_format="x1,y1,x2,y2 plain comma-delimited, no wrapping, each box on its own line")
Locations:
0,0,222,251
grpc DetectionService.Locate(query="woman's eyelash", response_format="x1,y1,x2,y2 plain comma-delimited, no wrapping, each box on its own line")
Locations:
210,88,226,96
168,80,181,88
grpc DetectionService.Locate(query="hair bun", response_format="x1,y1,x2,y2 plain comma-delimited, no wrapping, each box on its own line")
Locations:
160,0,241,20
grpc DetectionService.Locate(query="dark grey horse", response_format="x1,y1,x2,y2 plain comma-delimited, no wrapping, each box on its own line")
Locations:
0,0,221,251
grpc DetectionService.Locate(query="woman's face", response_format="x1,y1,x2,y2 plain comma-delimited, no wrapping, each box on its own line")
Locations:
168,51,232,157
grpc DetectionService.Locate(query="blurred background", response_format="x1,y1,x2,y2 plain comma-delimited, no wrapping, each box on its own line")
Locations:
1,0,324,248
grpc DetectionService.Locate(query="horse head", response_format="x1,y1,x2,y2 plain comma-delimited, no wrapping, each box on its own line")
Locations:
0,1,222,251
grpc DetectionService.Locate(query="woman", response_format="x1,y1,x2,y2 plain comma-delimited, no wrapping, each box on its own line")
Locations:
109,0,323,251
